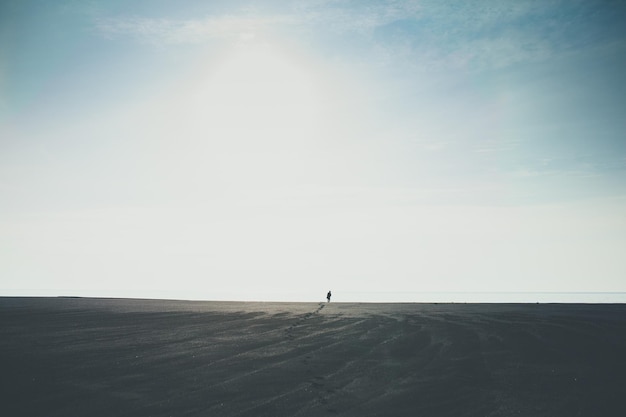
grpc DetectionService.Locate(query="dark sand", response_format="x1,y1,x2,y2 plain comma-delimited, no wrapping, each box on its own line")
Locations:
2,298,626,416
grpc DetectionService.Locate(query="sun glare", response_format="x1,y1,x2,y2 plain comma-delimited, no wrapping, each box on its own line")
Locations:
162,39,329,190
191,41,322,147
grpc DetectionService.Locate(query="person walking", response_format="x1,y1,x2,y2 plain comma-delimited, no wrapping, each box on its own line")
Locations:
326,290,332,302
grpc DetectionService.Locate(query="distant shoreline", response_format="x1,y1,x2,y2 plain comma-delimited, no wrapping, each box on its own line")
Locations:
2,292,626,304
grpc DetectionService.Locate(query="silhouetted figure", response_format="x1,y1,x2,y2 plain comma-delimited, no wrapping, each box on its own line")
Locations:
327,291,332,302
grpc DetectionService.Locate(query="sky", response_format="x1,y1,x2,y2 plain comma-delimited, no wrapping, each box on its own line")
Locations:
1,0,625,302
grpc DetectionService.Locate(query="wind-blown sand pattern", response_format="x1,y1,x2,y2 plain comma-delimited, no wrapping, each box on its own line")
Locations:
1,298,625,416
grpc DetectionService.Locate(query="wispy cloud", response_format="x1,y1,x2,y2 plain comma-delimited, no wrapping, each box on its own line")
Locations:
93,1,421,44
93,0,625,72
369,0,624,71
294,0,421,34
95,15,296,44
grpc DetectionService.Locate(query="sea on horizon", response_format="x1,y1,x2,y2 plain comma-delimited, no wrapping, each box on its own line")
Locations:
2,290,626,304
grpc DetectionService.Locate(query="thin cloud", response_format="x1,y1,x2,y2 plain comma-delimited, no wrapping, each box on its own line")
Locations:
93,0,625,71
93,1,420,44
364,0,623,71
95,15,296,44
295,0,421,34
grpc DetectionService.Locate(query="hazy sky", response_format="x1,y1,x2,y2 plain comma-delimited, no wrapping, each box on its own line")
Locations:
1,0,625,302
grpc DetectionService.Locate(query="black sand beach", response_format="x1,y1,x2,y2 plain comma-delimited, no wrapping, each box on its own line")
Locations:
1,298,625,416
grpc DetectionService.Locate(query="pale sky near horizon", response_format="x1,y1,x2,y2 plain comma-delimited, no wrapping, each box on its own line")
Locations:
1,0,625,302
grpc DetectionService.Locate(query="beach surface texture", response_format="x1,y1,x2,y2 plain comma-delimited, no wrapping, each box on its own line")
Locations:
1,297,625,416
